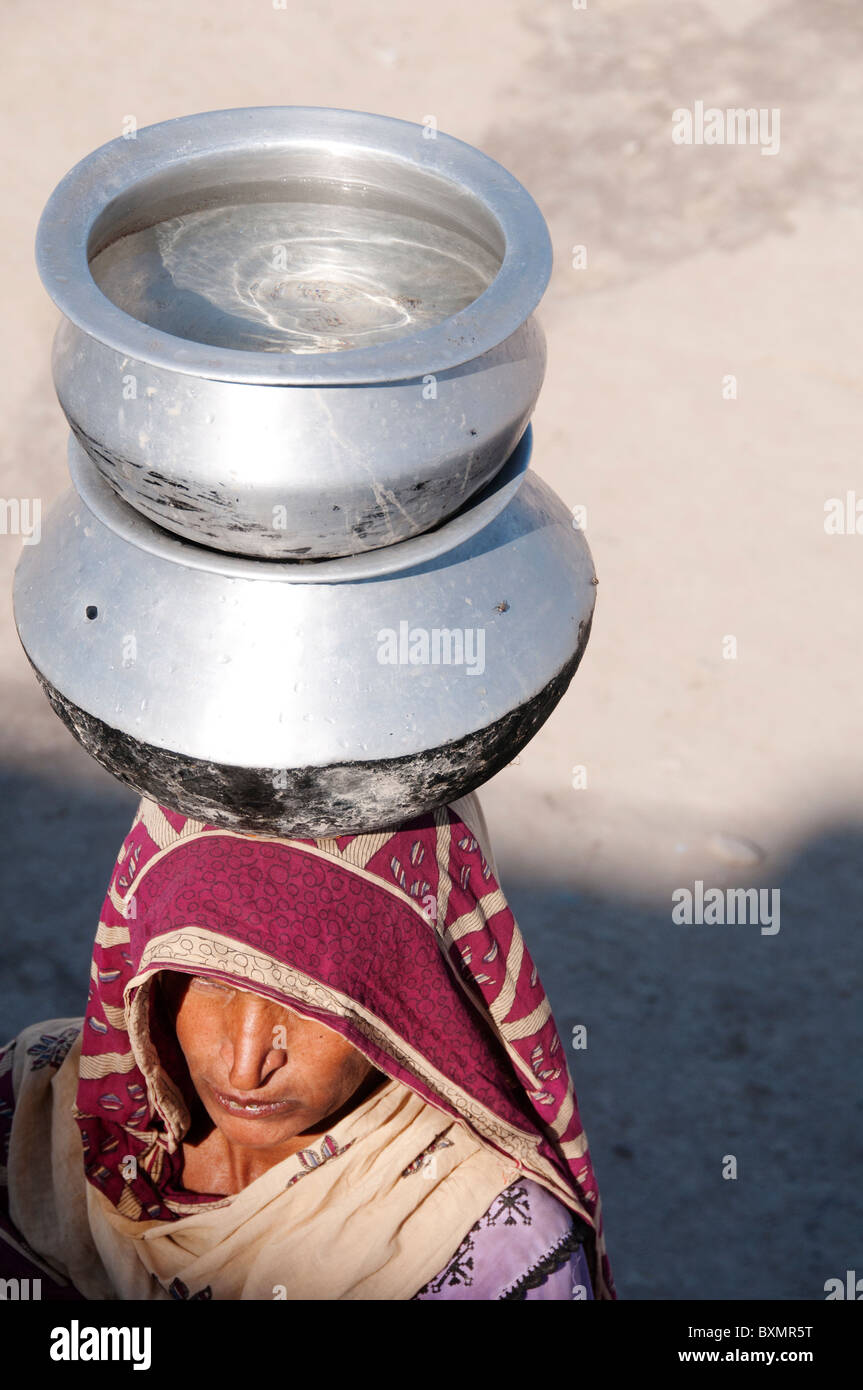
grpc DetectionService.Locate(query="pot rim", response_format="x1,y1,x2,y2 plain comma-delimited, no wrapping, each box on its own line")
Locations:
36,105,552,386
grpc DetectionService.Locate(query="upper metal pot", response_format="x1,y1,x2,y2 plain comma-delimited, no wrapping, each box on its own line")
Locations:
36,107,552,560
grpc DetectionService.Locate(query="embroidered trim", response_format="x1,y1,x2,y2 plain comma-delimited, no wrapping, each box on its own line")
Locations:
416,1223,477,1293
499,1220,590,1301
285,1134,355,1188
400,1130,455,1178
25,1027,79,1072
484,1182,532,1227
168,1277,212,1301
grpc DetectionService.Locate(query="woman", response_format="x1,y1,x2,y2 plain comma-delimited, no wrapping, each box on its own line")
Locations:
0,791,614,1300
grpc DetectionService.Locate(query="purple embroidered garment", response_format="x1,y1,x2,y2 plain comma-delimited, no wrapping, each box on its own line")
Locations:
415,1179,594,1300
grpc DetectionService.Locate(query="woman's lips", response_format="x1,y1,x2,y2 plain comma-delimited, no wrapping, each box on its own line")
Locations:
211,1087,298,1118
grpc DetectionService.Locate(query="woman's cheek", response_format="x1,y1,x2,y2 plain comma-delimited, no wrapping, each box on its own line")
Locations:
176,1002,217,1064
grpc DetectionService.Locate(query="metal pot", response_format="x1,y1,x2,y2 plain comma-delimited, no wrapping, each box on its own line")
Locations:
13,431,596,837
36,107,551,560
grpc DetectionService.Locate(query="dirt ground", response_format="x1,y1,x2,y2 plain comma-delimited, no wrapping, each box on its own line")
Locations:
1,0,861,1299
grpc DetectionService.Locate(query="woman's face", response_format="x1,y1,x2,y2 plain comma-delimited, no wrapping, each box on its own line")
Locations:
165,972,378,1153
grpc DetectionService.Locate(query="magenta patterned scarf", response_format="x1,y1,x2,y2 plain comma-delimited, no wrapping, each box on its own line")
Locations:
76,796,615,1298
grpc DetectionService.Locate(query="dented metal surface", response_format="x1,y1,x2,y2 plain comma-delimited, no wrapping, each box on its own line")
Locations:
57,327,542,559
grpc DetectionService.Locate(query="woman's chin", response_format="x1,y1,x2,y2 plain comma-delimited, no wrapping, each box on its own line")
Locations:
221,1119,302,1151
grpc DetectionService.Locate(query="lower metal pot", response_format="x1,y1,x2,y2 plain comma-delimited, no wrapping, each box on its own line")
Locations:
13,431,596,836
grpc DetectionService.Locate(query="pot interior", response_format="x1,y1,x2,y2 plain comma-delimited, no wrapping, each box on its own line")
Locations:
88,146,504,354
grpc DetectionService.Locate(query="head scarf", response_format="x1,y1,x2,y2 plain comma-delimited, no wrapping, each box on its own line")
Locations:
76,793,615,1299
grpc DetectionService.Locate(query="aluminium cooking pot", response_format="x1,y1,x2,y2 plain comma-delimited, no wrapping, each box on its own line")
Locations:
36,107,551,560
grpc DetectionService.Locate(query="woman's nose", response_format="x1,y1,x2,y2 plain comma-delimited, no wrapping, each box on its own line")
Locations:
224,998,287,1090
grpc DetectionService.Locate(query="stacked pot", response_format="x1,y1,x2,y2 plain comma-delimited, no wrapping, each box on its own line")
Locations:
13,107,596,836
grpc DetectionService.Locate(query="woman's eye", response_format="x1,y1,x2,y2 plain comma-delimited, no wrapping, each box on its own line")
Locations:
190,975,231,994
